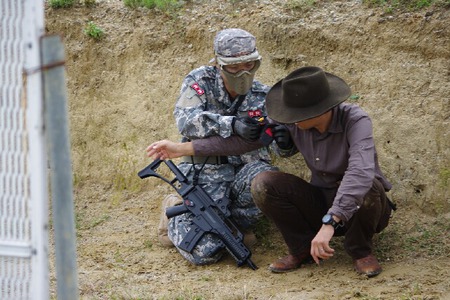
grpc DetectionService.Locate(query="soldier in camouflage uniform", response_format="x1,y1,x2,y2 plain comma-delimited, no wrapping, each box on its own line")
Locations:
160,28,278,265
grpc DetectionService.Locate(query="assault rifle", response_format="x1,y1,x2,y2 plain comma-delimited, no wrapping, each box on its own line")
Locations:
138,158,258,270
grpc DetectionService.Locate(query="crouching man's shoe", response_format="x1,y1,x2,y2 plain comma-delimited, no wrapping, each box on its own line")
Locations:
353,254,382,277
157,194,182,248
269,249,312,273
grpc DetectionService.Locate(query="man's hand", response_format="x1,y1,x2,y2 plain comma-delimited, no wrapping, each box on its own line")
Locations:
146,140,194,160
310,225,335,265
232,116,261,141
272,125,293,149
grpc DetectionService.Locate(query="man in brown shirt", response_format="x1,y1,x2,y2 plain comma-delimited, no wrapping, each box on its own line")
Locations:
147,66,394,277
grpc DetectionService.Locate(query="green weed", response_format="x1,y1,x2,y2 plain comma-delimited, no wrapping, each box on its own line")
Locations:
349,94,361,102
143,240,153,249
124,0,182,13
48,0,75,8
48,0,97,8
83,21,105,40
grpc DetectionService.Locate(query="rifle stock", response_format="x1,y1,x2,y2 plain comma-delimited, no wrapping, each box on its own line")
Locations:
138,158,258,270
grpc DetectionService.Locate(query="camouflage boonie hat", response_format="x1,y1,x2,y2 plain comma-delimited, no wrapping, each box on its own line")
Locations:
213,28,261,66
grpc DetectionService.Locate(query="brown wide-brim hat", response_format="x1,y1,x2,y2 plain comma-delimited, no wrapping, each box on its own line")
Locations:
266,66,351,124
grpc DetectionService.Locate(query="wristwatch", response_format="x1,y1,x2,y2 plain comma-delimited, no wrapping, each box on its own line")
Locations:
322,214,342,230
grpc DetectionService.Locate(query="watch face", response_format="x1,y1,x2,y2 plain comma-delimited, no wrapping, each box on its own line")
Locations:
322,214,333,224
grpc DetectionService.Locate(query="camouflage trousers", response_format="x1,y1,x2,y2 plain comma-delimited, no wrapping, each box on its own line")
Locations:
167,159,277,265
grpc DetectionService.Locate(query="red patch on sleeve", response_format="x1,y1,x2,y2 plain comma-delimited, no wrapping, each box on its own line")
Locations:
190,83,205,96
248,110,262,118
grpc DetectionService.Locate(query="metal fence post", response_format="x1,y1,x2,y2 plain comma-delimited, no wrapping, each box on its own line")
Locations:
41,34,79,300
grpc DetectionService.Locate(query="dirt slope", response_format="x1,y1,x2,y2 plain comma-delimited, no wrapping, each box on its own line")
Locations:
45,1,450,299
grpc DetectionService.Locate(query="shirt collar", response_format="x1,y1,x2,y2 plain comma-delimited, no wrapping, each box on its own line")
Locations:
327,104,344,134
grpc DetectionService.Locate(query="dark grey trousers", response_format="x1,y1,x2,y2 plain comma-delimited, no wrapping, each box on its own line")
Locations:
251,171,392,259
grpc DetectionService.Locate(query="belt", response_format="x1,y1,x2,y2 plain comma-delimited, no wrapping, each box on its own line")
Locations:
181,156,228,165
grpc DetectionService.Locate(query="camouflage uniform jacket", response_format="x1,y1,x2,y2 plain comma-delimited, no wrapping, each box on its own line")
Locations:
174,65,271,177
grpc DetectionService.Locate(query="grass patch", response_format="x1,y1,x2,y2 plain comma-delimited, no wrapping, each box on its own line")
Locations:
124,0,183,15
363,0,450,11
403,219,450,257
48,0,75,8
374,216,450,262
48,0,99,8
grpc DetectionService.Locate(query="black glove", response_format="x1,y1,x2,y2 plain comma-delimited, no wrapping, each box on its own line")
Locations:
272,125,293,150
232,116,261,141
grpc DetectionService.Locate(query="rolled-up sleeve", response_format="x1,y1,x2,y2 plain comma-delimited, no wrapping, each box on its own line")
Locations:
193,135,263,156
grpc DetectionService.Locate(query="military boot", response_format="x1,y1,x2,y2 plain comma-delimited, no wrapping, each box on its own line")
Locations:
157,194,182,247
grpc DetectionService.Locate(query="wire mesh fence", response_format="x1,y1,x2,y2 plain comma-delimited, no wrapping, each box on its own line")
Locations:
0,0,48,299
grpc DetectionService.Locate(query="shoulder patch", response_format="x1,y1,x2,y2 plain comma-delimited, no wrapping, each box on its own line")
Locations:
190,83,205,96
248,110,263,118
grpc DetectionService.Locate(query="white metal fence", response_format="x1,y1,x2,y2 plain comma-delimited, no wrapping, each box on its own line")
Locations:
1,0,48,299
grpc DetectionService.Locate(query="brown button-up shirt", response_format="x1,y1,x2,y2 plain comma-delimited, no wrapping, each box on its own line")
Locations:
285,103,392,221
193,103,392,222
